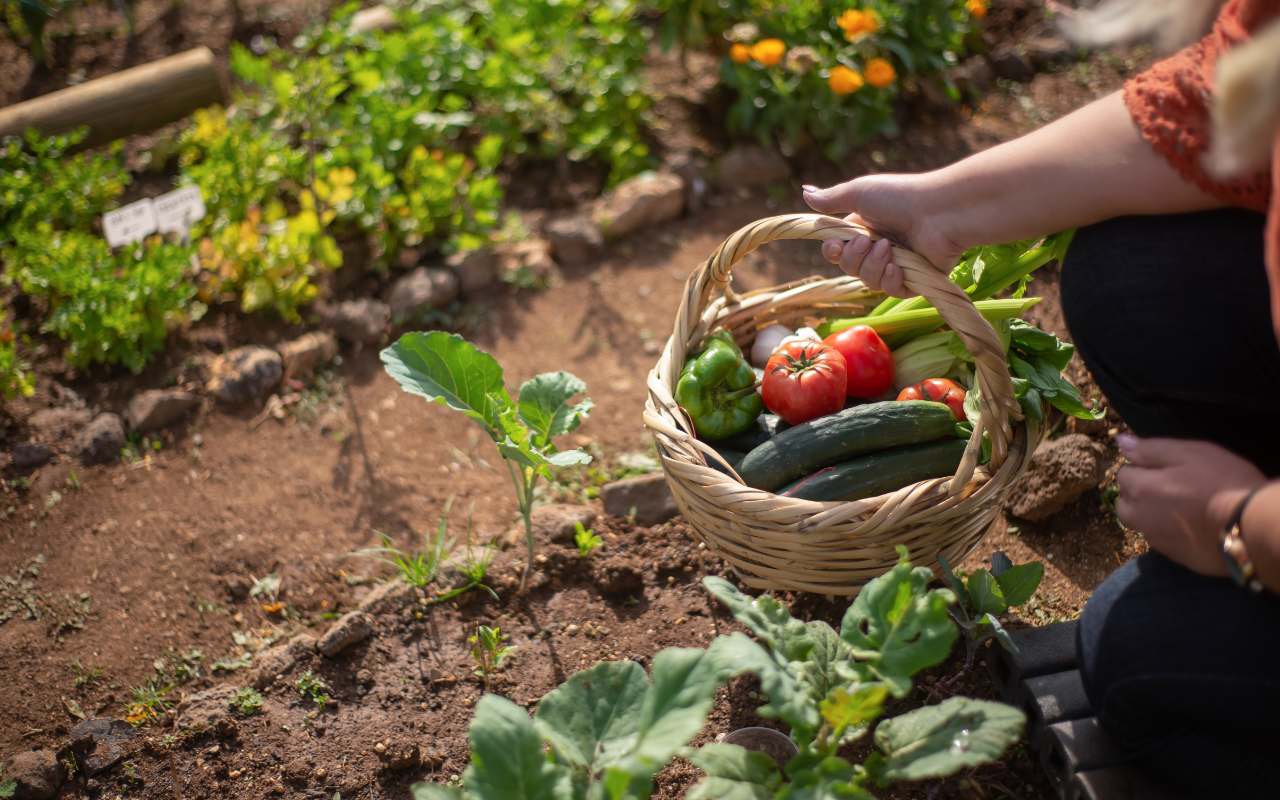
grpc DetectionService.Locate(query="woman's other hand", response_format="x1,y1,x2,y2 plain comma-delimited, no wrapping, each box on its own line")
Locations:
802,173,964,297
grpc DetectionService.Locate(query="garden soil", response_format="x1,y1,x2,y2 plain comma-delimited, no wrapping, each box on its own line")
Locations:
1,19,1152,799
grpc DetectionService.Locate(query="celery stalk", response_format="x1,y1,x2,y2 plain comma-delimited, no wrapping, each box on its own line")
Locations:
818,297,1042,341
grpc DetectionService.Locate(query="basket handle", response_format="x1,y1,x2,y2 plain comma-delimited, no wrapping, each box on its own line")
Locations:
670,213,1020,490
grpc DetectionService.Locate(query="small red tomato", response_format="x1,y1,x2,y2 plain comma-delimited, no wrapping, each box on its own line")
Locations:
823,325,894,399
762,341,848,425
897,378,967,421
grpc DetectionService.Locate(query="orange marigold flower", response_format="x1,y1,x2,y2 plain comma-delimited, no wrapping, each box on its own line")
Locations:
837,8,881,41
828,65,865,95
750,38,787,67
966,0,988,19
730,43,751,64
865,57,896,88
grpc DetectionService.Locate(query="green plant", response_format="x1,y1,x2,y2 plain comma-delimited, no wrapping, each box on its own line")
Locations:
70,659,104,688
357,505,456,590
413,548,1025,799
381,331,593,588
0,777,13,799
468,624,515,689
0,312,33,400
296,670,331,708
938,551,1044,665
124,681,172,726
229,686,264,717
573,521,603,557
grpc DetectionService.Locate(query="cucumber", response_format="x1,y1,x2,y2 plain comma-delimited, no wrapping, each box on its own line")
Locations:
780,438,968,501
737,401,958,491
717,413,790,452
707,447,746,476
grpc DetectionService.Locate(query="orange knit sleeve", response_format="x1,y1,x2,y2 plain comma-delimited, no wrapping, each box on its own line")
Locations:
1122,0,1273,212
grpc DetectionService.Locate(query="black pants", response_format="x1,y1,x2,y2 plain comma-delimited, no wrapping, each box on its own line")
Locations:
1062,209,1280,797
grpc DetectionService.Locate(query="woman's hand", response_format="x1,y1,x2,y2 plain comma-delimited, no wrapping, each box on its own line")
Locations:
1115,434,1267,576
802,173,966,297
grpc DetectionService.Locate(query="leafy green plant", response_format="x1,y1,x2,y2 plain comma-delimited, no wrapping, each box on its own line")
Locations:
296,670,331,709
413,548,1026,799
468,625,515,689
357,507,455,590
229,686,264,717
0,776,13,799
0,312,34,400
124,681,172,727
381,331,593,588
573,521,603,557
938,551,1044,665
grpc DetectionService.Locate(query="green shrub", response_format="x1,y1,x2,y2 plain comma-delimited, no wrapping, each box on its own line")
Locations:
659,0,982,158
0,311,34,400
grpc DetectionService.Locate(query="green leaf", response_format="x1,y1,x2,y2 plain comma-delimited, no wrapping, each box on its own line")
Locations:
708,632,820,743
518,371,593,447
0,780,15,800
626,646,734,771
381,332,511,436
687,743,781,800
989,552,1013,578
776,754,872,800
871,697,1025,783
935,554,966,599
819,684,889,739
966,570,1007,617
411,786,465,800
840,547,957,697
703,577,814,662
994,562,1043,608
545,449,592,468
534,660,647,771
979,614,1018,654
463,694,573,800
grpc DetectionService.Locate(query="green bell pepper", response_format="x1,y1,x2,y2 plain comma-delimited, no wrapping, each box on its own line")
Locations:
676,330,763,440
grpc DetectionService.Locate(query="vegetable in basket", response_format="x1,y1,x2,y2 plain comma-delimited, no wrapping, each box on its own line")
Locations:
675,330,763,440
898,378,967,421
760,339,847,425
822,324,895,399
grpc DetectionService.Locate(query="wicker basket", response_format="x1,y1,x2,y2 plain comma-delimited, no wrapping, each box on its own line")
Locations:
643,213,1042,595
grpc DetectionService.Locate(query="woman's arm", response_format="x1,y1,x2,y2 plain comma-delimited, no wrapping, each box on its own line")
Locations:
803,91,1226,295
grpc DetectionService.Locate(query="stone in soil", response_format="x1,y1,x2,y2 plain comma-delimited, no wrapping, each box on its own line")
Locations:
206,346,283,405
124,389,199,433
9,442,53,471
545,215,605,266
69,718,135,777
601,473,679,525
319,298,391,344
711,144,790,188
592,171,685,241
75,413,125,465
357,579,417,616
387,266,460,322
592,556,645,596
531,504,599,545
248,633,317,689
1007,434,1109,522
175,685,239,732
4,749,64,800
446,249,500,295
27,407,91,443
277,331,338,383
317,611,374,657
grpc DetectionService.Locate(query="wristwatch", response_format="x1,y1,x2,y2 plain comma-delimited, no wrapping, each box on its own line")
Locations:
1221,484,1267,594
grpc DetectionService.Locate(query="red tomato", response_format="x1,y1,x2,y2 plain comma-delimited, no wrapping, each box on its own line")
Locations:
897,378,967,421
823,326,894,399
762,341,848,425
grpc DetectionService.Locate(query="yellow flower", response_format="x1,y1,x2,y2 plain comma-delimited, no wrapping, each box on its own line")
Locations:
966,0,988,19
730,43,751,64
828,65,865,95
837,8,881,41
750,38,787,67
865,57,896,88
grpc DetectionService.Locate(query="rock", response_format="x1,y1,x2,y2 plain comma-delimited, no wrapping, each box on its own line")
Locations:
545,215,605,266
5,749,64,800
75,413,125,465
446,249,500,295
531,504,598,545
317,611,373,657
27,407,91,442
989,47,1035,82
357,579,417,616
592,171,685,241
223,574,253,602
175,685,237,731
951,56,994,96
319,298,391,344
386,267,459,322
1025,34,1074,69
70,718,135,777
10,443,52,471
377,741,420,772
277,331,338,383
712,145,790,189
124,389,199,433
248,633,317,690
592,557,644,596
206,347,283,405
1007,434,1108,522
602,473,679,526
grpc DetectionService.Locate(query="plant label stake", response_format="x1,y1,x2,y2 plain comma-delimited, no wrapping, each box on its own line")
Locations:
154,185,206,240
101,198,158,247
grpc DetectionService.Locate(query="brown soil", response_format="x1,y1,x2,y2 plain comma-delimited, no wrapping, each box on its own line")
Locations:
0,13,1157,799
